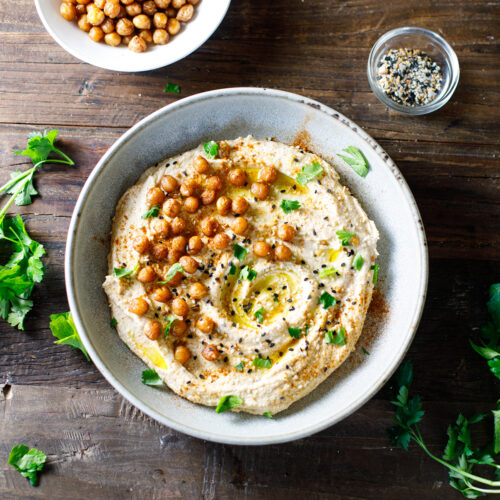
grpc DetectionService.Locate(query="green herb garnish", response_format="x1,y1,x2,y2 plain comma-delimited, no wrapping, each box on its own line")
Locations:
50,312,89,360
263,412,273,419
296,161,324,186
362,347,370,355
353,254,364,271
239,266,257,281
157,263,184,283
280,199,301,214
338,146,369,178
8,444,47,486
371,264,379,285
215,395,243,413
233,243,247,262
319,267,340,279
235,361,245,372
288,327,301,339
141,206,160,219
164,316,176,337
253,357,272,369
228,263,237,275
273,293,279,302
254,307,264,323
325,326,346,345
113,263,138,279
164,82,180,94
110,317,117,328
141,369,163,386
204,141,219,159
319,292,336,309
336,229,355,246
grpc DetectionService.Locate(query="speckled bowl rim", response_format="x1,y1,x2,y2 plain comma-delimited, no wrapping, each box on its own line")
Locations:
65,87,428,445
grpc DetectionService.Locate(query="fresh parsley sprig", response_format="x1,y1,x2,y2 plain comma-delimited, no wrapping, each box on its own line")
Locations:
296,161,323,186
49,312,89,360
338,146,369,178
8,444,47,486
388,361,500,498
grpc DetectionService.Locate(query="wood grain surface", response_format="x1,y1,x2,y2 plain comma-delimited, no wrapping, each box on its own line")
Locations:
0,0,499,498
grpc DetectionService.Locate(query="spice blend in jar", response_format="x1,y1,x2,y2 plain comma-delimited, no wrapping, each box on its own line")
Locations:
376,48,443,107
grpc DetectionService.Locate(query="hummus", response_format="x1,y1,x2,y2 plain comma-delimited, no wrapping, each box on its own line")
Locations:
103,136,379,415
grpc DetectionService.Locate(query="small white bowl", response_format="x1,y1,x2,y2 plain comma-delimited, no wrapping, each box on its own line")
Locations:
35,0,231,72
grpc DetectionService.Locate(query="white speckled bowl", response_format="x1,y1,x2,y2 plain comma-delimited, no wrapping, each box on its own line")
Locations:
35,0,231,72
65,88,428,445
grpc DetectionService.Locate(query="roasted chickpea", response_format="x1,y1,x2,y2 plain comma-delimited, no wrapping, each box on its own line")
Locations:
200,217,217,237
231,216,248,235
184,196,199,213
151,286,171,303
232,196,249,215
174,344,191,364
200,189,217,205
77,14,92,32
189,0,201,4
100,17,115,32
194,155,209,173
104,31,121,45
275,244,292,261
151,243,169,260
259,165,278,183
133,234,150,253
167,17,181,35
76,0,91,4
177,3,194,22
227,168,246,186
197,315,214,334
163,198,181,218
87,5,105,25
180,178,198,197
160,175,178,193
137,265,157,283
206,175,223,191
116,17,134,35
132,14,150,30
171,319,187,337
144,320,161,340
251,182,270,200
60,2,77,21
153,12,167,28
171,235,187,253
89,26,104,41
129,297,148,315
125,1,141,16
142,0,157,15
153,28,169,45
139,29,153,43
188,235,203,254
154,0,171,8
202,344,220,361
146,186,165,207
104,0,121,17
122,34,133,45
166,270,183,286
277,224,295,241
211,232,230,250
172,0,186,7
120,0,134,5
168,249,183,264
189,282,207,300
94,0,106,9
179,255,199,274
151,218,170,237
117,5,127,17
128,35,147,52
172,297,189,317
76,4,86,15
253,241,272,258
171,216,187,235
216,196,231,215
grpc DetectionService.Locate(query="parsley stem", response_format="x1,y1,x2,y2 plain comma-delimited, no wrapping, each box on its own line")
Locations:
0,168,33,193
462,479,500,494
52,148,74,165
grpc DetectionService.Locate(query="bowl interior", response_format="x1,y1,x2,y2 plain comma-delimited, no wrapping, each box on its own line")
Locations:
35,0,231,72
67,88,428,444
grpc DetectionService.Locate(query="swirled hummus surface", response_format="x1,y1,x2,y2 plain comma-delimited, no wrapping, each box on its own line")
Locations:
103,136,379,415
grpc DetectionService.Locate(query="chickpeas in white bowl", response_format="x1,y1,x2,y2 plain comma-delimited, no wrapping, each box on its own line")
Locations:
35,0,231,72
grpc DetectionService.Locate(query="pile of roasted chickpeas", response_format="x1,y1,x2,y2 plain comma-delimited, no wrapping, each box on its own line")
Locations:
59,0,199,53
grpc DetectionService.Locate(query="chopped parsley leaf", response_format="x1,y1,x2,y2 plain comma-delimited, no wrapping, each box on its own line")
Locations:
296,161,324,186
325,327,346,345
353,254,364,271
164,316,176,337
254,307,264,323
273,293,279,303
239,266,257,281
319,292,336,309
156,263,184,283
141,369,164,386
253,357,272,369
164,82,180,94
338,146,369,178
141,206,160,219
8,444,47,486
263,412,273,418
233,243,247,262
113,264,138,279
228,263,237,275
280,199,301,214
371,264,379,284
235,361,245,372
362,347,370,355
110,317,117,328
336,229,356,246
319,267,340,279
288,327,301,339
215,394,242,413
204,141,219,159
50,312,89,360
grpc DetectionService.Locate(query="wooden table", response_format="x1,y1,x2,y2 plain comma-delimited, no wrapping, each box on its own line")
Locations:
1,1,499,498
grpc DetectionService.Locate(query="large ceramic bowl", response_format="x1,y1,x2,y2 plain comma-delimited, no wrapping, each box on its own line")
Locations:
35,0,231,72
66,88,428,445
